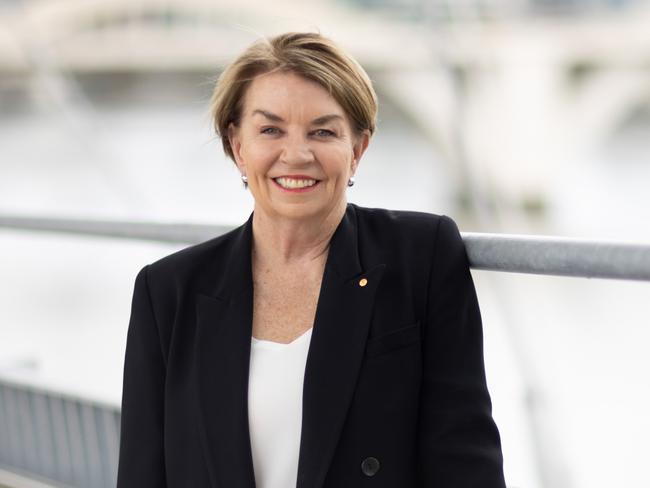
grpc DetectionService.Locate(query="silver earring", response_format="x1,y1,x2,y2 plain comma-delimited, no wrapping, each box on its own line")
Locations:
241,174,248,189
347,176,355,187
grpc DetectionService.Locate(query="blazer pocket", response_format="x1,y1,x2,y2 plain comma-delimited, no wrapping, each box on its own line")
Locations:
365,322,421,358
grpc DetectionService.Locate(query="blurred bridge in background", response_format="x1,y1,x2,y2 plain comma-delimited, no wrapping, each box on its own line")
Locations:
1,0,649,212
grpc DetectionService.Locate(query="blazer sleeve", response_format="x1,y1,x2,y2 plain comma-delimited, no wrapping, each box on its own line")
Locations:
117,265,167,487
417,215,506,487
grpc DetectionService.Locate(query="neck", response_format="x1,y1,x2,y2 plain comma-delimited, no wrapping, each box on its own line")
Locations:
251,200,347,266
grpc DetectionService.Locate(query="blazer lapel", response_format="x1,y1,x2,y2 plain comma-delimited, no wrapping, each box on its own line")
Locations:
195,205,385,488
297,205,386,488
195,213,256,488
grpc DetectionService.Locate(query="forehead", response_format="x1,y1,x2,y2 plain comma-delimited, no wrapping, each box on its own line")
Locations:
241,71,347,119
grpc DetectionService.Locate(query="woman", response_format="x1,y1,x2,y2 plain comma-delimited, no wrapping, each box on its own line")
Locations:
117,32,506,487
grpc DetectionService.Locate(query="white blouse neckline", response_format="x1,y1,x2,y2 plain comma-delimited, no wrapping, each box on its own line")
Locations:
251,327,313,349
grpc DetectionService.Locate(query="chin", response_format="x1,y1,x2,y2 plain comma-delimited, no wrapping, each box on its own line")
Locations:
270,201,333,221
276,206,322,221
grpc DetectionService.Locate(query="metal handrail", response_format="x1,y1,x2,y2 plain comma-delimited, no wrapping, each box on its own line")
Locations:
464,232,650,281
0,215,230,246
2,214,650,281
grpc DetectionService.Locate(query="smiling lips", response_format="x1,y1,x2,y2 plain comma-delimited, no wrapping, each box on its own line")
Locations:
273,176,320,192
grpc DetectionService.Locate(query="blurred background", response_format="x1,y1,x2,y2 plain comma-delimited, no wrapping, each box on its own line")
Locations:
1,0,649,487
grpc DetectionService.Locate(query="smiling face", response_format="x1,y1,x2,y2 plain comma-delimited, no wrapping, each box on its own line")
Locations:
229,71,369,224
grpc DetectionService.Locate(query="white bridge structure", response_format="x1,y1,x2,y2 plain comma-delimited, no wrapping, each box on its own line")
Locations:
1,0,649,211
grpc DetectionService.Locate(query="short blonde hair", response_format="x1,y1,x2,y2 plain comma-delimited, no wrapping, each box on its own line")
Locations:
209,32,378,161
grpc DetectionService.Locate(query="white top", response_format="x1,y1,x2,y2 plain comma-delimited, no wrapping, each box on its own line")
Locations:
248,327,313,488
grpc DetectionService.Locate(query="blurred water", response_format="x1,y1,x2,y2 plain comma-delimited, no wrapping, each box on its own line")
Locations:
0,78,648,487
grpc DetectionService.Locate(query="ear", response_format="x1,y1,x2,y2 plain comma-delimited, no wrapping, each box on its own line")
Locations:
228,123,246,173
350,130,370,176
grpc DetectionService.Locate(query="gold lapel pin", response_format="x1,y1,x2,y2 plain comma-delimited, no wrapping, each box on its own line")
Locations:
358,278,368,287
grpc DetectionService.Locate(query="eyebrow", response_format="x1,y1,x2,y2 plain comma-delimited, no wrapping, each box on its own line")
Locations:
252,109,283,122
251,109,344,125
311,114,344,125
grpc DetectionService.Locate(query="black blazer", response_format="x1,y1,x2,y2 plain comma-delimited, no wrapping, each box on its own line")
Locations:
117,203,506,488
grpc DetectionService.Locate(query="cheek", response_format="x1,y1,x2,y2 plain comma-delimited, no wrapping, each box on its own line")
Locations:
242,141,277,168
318,146,354,177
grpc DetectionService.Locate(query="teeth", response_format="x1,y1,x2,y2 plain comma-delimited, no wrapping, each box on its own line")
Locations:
275,177,317,189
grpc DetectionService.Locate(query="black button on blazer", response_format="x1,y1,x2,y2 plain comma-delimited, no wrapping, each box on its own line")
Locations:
117,203,506,488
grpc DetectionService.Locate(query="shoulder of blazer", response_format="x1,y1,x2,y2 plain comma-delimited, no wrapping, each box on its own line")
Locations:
140,214,252,314
349,205,469,308
146,225,237,278
133,219,252,355
351,203,444,234
151,224,241,272
348,203,449,263
140,205,461,299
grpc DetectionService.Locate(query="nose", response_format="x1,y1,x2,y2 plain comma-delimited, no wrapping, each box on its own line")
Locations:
280,133,314,166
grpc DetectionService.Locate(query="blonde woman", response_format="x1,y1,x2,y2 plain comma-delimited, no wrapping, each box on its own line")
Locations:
117,32,506,488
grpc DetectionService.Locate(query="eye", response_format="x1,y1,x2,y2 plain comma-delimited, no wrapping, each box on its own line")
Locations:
260,127,280,135
312,129,336,138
